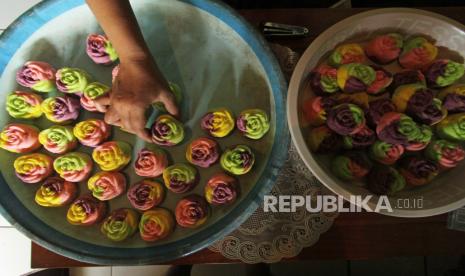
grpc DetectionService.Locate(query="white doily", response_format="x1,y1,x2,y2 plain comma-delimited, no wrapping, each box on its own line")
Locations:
208,143,339,263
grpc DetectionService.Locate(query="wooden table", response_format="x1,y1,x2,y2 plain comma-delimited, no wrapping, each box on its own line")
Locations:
32,8,465,268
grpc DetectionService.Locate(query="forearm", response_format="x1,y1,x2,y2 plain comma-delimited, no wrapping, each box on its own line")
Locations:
86,0,151,62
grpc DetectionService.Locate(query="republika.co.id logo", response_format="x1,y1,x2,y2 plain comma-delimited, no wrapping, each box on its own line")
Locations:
262,195,419,213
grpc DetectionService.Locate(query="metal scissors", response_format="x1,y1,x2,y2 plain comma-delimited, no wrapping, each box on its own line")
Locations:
261,22,309,37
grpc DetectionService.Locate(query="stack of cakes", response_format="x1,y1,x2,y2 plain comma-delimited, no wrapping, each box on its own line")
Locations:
304,33,465,195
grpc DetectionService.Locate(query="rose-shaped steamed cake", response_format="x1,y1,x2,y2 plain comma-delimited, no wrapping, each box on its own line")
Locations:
205,173,238,205
376,112,432,151
307,125,342,153
326,103,366,135
425,140,465,169
67,194,106,226
236,109,270,140
438,84,465,113
86,34,118,65
127,180,165,211
328,43,365,67
369,141,404,165
80,82,110,112
436,113,465,142
88,171,126,201
163,163,199,193
366,98,397,127
367,166,406,195
220,145,255,175
139,208,175,242
200,108,235,138
6,91,43,119
39,125,77,154
151,115,185,146
53,152,93,182
14,153,53,184
101,209,138,242
175,195,210,228
366,66,393,95
308,64,339,95
399,157,439,186
332,92,369,109
391,70,427,91
92,141,132,171
302,96,337,126
342,126,376,149
41,96,80,124
336,63,376,93
398,36,438,70
392,84,447,125
55,67,91,93
35,177,77,207
73,119,111,147
134,148,168,177
16,61,56,92
425,59,464,87
331,151,372,181
185,138,220,168
365,33,403,64
0,123,40,153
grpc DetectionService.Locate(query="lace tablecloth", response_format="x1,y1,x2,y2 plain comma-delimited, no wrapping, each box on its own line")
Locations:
208,45,338,262
209,143,338,263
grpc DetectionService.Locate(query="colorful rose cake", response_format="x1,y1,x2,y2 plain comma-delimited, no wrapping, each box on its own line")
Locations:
86,34,118,65
185,138,220,168
127,180,165,211
16,61,56,93
0,123,40,153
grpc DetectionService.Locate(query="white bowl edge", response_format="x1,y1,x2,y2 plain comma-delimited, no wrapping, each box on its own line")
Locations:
287,8,465,218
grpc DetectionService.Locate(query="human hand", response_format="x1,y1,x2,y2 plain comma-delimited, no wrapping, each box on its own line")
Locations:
95,58,179,142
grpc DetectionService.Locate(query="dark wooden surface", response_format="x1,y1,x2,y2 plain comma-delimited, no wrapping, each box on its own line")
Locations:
239,7,465,53
32,212,465,268
31,8,465,268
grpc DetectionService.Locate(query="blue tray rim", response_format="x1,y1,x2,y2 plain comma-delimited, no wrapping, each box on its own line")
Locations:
0,0,289,265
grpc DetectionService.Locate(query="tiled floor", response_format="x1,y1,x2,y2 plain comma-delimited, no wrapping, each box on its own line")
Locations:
0,1,45,275
0,227,33,275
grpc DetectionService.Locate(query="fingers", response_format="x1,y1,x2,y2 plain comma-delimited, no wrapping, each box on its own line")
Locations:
126,108,152,142
95,103,108,113
104,107,120,125
112,107,151,143
103,100,151,142
112,119,123,128
158,91,179,117
94,94,111,106
94,94,111,113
